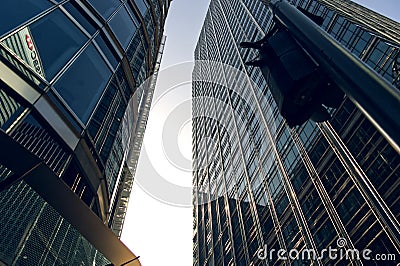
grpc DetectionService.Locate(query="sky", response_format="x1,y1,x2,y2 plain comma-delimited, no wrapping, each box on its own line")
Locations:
121,1,399,266
351,0,400,22
120,1,210,266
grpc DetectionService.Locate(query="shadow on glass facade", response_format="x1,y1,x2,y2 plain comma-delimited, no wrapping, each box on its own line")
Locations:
192,0,400,265
0,0,170,265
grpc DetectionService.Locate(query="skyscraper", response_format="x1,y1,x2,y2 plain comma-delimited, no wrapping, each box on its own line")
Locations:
0,0,170,265
192,0,400,265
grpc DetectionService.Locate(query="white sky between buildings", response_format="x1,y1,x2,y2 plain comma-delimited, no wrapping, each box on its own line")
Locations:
121,1,400,265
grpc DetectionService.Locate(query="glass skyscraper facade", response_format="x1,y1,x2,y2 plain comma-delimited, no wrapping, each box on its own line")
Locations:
0,0,170,265
192,0,400,265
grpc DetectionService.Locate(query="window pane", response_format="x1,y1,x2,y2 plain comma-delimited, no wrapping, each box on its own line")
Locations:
63,1,98,35
29,9,87,79
109,7,137,49
95,32,119,68
0,88,24,130
87,0,121,19
134,0,148,16
54,44,112,123
1,1,51,35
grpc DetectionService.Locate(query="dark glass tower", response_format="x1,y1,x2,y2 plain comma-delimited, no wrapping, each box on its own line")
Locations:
0,0,170,265
192,0,400,265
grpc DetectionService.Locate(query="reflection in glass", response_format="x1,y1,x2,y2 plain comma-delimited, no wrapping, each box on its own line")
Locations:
134,0,148,16
29,9,87,79
63,1,98,35
95,32,119,68
54,44,112,123
87,0,121,19
109,7,137,49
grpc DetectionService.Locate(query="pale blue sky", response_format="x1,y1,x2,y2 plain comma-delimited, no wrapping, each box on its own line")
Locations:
122,1,400,266
159,0,211,67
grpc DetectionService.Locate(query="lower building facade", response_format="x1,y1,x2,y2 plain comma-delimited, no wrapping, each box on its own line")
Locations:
192,0,400,265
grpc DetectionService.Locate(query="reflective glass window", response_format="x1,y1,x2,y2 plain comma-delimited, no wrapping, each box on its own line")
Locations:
29,9,87,79
125,3,140,25
87,0,121,19
1,1,51,36
95,32,119,68
134,0,148,16
0,89,24,131
353,30,372,57
366,40,392,72
54,44,112,123
63,1,98,35
115,66,132,100
109,7,137,49
330,16,345,37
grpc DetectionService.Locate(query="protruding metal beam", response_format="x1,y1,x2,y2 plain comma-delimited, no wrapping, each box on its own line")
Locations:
269,0,400,153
